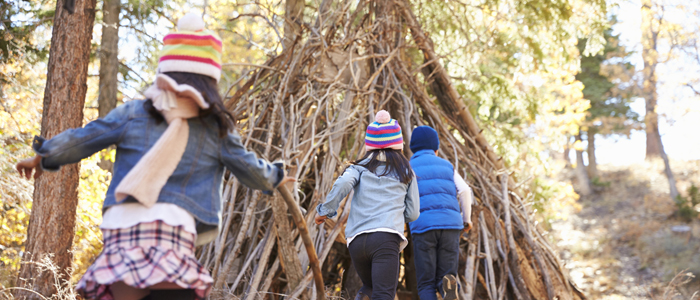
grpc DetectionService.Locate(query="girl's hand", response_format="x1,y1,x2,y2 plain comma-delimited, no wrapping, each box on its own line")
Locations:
315,215,328,225
16,156,43,180
280,176,297,185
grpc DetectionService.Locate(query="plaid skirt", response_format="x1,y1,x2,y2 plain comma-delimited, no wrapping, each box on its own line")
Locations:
76,221,213,300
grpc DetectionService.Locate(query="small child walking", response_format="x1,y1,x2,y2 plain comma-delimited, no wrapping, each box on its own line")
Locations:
314,110,420,300
16,13,291,300
408,125,474,300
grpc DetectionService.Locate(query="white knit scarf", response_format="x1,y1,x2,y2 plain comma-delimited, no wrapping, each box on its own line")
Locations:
114,74,210,207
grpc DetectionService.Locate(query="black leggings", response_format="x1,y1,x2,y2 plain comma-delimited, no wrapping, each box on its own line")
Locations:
347,232,403,300
140,289,196,300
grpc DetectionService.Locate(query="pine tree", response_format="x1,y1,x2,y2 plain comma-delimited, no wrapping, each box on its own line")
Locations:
576,17,639,180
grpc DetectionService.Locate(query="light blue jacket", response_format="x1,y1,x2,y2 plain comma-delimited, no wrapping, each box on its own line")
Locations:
316,162,420,239
32,99,283,233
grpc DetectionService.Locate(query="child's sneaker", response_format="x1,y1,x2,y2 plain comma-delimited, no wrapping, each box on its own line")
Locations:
442,274,458,300
354,291,370,300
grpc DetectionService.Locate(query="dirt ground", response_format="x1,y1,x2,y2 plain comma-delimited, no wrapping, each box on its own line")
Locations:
550,160,700,300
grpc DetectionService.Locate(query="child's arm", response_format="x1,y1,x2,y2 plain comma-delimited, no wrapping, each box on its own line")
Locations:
28,102,133,173
315,166,360,223
220,131,285,192
454,170,473,228
403,175,420,223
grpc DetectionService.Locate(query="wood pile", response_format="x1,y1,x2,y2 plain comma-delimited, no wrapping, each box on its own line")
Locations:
197,1,585,299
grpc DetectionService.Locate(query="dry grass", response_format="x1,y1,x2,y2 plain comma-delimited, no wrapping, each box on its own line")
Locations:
552,159,700,299
0,254,77,300
649,271,699,300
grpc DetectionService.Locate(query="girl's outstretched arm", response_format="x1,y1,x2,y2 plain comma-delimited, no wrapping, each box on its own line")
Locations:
220,131,285,192
316,166,360,221
29,101,133,172
403,175,420,223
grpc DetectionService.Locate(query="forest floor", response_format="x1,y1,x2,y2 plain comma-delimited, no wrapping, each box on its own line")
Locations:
550,160,700,299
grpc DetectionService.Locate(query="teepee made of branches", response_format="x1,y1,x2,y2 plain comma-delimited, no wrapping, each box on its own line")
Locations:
196,1,585,299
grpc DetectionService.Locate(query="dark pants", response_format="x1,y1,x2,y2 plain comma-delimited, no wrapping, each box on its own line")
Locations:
348,232,402,300
412,229,461,300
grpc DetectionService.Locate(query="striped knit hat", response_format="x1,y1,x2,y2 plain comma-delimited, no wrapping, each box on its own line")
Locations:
158,13,223,82
365,110,403,151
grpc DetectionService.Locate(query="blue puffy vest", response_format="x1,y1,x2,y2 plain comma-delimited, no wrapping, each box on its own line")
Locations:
409,149,464,234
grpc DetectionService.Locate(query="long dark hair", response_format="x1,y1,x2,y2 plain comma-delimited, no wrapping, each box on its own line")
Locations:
144,71,235,137
353,149,414,184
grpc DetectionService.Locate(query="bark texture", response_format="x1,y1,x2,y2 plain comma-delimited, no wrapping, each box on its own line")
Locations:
97,0,119,171
14,0,96,298
97,0,119,119
641,0,663,159
586,130,597,179
271,196,304,290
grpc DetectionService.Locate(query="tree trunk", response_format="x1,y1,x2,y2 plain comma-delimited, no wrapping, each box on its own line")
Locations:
14,0,96,298
660,144,680,201
574,132,592,196
97,0,119,171
98,0,119,119
586,130,597,179
640,0,679,201
641,0,663,159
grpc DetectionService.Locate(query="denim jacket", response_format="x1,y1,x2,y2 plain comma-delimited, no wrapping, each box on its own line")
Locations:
316,163,420,239
32,100,284,232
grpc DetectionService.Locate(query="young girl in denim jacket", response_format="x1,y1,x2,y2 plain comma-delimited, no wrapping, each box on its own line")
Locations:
314,110,420,300
16,13,290,300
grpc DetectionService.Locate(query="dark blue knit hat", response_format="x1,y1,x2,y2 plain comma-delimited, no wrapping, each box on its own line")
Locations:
410,126,440,153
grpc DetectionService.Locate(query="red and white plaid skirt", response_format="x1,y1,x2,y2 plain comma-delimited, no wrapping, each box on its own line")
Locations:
76,221,213,300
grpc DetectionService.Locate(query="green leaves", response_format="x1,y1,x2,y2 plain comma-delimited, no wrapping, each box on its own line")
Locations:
576,17,639,137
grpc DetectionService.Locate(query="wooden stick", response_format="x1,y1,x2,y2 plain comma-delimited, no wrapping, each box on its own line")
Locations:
271,194,304,290
212,181,239,274
289,191,352,299
230,233,267,293
246,228,277,300
510,207,555,300
480,212,497,300
215,192,260,288
260,258,280,296
464,239,478,300
501,174,532,300
277,184,326,300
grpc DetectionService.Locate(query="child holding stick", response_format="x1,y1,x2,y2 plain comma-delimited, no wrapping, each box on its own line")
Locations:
16,13,292,300
315,110,420,300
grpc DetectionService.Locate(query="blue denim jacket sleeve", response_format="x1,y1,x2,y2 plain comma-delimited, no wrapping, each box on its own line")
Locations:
220,131,284,192
32,102,132,171
403,175,420,223
316,166,360,218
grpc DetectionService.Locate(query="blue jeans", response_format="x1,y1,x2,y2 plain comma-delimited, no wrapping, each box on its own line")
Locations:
412,229,461,300
347,232,402,300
